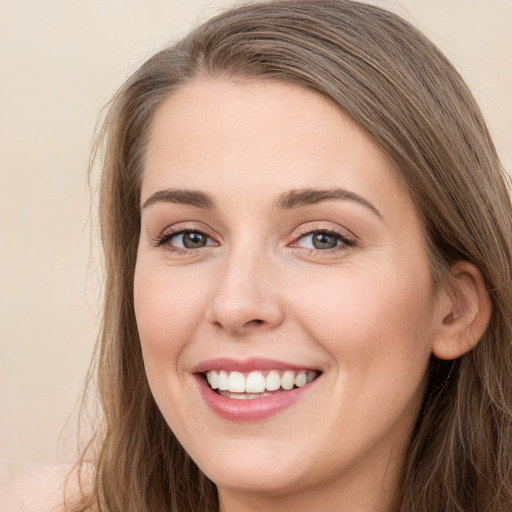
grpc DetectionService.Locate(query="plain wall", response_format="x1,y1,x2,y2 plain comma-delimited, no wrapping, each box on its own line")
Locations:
1,0,511,474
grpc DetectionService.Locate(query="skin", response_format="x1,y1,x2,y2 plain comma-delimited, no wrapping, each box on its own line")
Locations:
134,79,465,512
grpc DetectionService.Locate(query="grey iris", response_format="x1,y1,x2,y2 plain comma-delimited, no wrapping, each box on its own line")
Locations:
183,232,207,248
312,233,338,249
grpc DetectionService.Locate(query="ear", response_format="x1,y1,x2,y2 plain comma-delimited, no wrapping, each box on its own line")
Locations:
432,261,492,360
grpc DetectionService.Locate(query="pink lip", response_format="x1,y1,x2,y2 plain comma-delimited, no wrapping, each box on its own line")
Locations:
191,357,317,374
192,358,320,422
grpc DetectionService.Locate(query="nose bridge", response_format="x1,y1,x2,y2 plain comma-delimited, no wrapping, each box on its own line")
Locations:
206,240,283,333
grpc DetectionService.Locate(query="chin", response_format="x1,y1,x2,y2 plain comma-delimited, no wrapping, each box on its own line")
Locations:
202,456,312,496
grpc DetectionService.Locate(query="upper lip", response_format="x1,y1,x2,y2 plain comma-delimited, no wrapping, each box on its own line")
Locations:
191,357,320,374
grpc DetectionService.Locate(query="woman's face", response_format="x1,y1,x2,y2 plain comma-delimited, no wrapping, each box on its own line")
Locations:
135,79,445,505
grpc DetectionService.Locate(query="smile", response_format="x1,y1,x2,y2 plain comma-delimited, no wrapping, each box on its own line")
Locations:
193,358,322,421
205,369,318,399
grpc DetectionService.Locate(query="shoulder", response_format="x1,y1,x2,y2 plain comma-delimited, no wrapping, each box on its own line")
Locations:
0,463,92,512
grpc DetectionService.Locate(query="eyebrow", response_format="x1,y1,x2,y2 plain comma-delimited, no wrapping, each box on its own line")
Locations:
141,189,215,210
274,187,383,219
141,186,382,220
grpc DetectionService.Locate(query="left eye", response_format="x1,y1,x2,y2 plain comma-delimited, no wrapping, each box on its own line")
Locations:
295,231,345,250
168,231,215,249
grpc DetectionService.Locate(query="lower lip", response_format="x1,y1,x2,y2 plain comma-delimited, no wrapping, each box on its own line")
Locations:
196,375,318,421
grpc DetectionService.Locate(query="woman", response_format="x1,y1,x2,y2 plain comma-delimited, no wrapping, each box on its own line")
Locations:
66,0,511,510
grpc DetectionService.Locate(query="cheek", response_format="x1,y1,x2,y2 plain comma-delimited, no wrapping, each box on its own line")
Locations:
133,263,208,370
291,261,435,374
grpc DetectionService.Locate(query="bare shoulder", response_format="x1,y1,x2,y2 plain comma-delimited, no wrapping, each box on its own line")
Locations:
0,463,92,512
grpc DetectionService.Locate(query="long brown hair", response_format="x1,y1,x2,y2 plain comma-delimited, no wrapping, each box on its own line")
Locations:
73,1,512,510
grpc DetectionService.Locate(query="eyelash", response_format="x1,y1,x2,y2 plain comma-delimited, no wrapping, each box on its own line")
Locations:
152,226,356,255
291,227,356,255
153,227,215,255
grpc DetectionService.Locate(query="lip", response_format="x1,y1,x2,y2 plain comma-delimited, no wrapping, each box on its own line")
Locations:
192,358,321,422
191,357,318,374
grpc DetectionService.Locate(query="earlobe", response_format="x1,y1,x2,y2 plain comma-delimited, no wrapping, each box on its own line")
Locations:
432,261,492,360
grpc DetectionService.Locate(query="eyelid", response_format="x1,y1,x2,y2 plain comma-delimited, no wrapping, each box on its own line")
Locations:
293,223,356,241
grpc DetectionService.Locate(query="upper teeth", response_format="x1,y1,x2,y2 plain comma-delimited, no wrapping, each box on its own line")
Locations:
206,369,317,393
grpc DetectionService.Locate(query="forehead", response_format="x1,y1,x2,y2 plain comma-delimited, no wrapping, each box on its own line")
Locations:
142,78,413,221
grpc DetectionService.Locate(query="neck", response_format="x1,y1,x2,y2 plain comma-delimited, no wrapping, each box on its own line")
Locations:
217,455,402,512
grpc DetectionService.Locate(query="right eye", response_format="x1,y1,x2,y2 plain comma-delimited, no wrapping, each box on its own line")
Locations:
154,229,218,252
169,231,213,249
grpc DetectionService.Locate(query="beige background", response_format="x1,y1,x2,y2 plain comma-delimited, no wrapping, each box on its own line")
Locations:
1,0,511,473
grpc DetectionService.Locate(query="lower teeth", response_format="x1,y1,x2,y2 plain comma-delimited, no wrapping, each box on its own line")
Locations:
216,388,293,400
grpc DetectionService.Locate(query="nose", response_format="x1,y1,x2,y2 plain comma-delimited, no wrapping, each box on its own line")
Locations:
206,248,284,335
